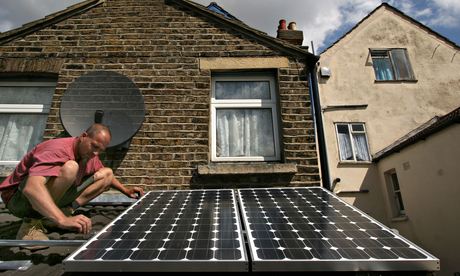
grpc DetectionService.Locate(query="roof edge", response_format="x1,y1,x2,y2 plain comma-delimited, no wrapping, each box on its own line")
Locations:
167,0,319,65
0,0,104,46
321,3,460,55
206,2,241,22
373,106,460,162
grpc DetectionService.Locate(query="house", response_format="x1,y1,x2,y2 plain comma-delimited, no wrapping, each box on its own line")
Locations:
0,0,320,190
373,106,460,276
317,3,460,276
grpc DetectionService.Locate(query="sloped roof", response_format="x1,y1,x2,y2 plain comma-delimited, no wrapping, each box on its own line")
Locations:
169,0,317,63
0,0,104,45
0,0,318,65
321,3,460,54
373,106,460,161
0,202,127,274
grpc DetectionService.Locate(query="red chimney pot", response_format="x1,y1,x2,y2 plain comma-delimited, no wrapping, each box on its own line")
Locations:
278,19,287,30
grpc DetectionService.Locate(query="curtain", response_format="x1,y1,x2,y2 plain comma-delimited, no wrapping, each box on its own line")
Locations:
352,133,370,161
0,114,46,161
216,109,275,157
337,131,353,161
373,59,394,80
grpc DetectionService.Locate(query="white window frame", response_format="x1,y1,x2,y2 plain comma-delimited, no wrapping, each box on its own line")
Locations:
335,122,371,162
385,170,406,217
210,74,280,162
0,81,55,165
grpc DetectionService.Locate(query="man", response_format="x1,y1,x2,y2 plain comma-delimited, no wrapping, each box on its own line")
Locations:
0,123,144,249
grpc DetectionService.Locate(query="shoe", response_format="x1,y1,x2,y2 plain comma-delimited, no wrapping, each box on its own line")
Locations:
61,206,75,217
16,218,49,251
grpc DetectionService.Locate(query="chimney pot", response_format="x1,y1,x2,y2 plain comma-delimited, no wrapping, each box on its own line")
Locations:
288,22,297,30
278,19,287,30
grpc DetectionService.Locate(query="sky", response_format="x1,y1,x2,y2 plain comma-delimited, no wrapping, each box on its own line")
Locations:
0,0,459,53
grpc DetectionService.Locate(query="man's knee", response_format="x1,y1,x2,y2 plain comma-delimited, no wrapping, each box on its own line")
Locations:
95,168,113,188
59,160,79,181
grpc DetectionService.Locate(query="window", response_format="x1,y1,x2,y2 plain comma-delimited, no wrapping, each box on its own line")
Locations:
335,123,370,162
211,73,280,161
385,170,406,217
370,49,415,81
0,79,56,164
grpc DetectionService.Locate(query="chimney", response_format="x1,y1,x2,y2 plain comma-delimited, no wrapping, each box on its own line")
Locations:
276,20,303,46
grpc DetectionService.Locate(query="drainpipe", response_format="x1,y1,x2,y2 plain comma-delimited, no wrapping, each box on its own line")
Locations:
308,54,331,190
274,20,326,187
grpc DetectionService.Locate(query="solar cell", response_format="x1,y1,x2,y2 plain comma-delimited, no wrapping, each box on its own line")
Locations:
238,187,439,272
64,190,248,272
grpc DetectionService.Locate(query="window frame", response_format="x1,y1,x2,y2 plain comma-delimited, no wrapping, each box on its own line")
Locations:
0,81,56,165
334,122,371,163
385,169,406,217
210,74,280,162
370,48,415,81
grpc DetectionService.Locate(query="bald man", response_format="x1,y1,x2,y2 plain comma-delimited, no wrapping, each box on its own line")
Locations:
0,124,144,250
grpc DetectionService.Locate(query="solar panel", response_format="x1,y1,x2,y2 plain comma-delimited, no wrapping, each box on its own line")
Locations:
64,190,248,272
238,187,439,272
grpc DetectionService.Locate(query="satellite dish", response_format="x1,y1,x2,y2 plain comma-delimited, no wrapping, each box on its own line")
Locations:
60,71,145,147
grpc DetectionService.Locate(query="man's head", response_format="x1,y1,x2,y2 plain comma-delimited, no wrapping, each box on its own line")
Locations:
77,124,111,160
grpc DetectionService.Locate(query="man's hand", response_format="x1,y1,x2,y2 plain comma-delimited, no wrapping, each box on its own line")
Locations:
110,177,145,199
124,186,145,199
57,215,92,234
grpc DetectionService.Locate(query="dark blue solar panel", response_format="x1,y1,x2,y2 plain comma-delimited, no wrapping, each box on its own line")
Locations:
238,187,439,272
64,190,247,272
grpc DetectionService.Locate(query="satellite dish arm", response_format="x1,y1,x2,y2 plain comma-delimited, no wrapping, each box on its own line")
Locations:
94,110,104,124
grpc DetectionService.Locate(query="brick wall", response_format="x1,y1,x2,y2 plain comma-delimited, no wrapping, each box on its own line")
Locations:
0,0,320,190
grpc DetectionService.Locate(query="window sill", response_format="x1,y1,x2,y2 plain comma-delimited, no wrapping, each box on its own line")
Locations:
337,161,373,168
374,79,418,83
197,163,297,175
391,215,408,222
335,189,369,195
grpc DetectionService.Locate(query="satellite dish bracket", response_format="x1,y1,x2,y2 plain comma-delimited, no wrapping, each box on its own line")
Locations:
95,110,104,124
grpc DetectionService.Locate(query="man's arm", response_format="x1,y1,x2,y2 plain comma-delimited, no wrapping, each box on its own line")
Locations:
22,176,92,234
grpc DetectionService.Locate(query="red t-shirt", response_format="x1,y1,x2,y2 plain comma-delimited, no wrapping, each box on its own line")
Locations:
0,137,104,204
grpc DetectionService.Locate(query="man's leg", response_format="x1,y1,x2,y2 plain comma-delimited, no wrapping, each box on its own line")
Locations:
7,160,79,219
45,160,79,203
74,167,113,207
57,167,113,210
8,161,79,250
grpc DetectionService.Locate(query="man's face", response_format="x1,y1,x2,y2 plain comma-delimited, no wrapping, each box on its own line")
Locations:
78,130,111,160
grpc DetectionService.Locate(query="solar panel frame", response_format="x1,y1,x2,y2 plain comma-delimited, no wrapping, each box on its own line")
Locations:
64,190,248,272
238,187,439,272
